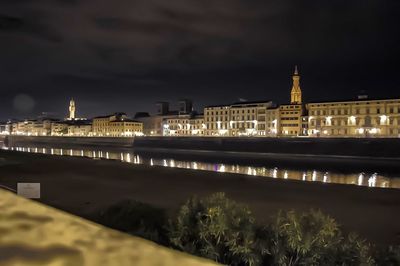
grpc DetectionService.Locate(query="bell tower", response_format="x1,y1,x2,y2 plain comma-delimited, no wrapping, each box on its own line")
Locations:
69,98,76,120
290,66,302,104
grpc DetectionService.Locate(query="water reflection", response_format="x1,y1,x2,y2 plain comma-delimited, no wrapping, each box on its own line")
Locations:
4,145,400,189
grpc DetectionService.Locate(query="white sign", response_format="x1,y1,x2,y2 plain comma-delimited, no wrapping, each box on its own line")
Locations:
17,183,41,199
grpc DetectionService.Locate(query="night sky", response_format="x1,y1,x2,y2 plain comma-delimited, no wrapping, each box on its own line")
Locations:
0,0,399,121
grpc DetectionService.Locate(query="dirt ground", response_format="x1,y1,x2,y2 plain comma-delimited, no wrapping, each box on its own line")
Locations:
0,150,399,245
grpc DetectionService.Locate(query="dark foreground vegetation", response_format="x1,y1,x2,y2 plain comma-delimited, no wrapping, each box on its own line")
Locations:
96,193,399,266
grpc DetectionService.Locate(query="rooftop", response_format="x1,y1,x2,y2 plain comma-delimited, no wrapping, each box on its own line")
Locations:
308,96,400,105
205,99,272,108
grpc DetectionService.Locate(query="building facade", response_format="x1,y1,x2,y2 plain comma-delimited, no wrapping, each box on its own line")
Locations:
307,97,400,137
203,101,274,137
92,113,143,137
163,114,205,136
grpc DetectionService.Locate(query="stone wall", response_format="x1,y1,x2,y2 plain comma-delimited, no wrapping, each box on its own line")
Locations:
134,136,400,158
5,135,135,149
0,189,217,266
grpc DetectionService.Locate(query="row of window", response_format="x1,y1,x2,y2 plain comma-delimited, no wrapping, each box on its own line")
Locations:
310,107,400,116
309,101,400,108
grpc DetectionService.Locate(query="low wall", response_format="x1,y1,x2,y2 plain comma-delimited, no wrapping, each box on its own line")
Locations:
0,189,217,266
5,135,135,149
4,135,400,159
134,137,400,158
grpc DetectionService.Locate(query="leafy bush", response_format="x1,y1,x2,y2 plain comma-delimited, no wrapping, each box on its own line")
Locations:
169,192,259,265
97,199,168,244
332,233,374,265
257,209,374,266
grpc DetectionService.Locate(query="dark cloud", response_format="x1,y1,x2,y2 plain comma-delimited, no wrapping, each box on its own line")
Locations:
0,0,399,120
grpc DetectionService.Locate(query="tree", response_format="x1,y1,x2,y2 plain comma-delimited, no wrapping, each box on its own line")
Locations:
169,192,259,265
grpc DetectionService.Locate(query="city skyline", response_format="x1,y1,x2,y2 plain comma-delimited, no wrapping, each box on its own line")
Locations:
1,1,399,121
1,66,399,122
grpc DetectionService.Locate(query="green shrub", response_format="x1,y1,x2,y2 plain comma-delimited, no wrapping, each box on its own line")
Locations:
258,209,374,266
332,233,374,265
168,192,259,265
97,200,168,244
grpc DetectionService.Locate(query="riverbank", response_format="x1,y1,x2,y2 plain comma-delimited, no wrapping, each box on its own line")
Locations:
0,150,399,245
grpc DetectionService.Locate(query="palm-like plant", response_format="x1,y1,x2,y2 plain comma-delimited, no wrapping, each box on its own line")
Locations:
169,192,259,266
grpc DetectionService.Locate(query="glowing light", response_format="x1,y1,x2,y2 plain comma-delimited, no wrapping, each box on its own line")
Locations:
284,171,288,179
126,153,131,163
150,159,154,166
370,128,378,134
368,173,377,187
106,152,109,159
323,172,329,183
380,115,388,125
349,116,356,125
218,164,226,173
326,116,332,126
312,171,317,181
358,173,364,186
120,153,124,161
302,172,307,181
272,167,278,178
247,167,252,175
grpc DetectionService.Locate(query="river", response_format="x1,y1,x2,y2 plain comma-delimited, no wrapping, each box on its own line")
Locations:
2,143,400,189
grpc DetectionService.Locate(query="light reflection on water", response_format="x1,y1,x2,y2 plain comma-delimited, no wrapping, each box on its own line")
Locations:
4,146,400,189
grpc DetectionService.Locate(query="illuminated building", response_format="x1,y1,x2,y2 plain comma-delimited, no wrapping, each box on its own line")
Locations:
51,121,68,136
279,66,305,136
136,100,194,136
0,122,7,135
307,96,400,137
266,107,280,136
67,120,92,136
92,113,143,137
204,104,230,136
290,65,302,104
204,101,274,136
68,98,75,120
164,114,205,136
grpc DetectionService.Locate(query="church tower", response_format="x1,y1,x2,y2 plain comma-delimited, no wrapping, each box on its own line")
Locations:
290,65,302,104
69,98,76,120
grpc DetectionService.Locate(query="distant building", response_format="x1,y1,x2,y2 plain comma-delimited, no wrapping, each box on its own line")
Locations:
307,97,400,137
69,99,76,120
67,120,92,136
163,113,205,136
279,66,305,136
0,122,7,135
51,121,68,136
135,100,194,136
92,113,143,137
204,101,274,137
